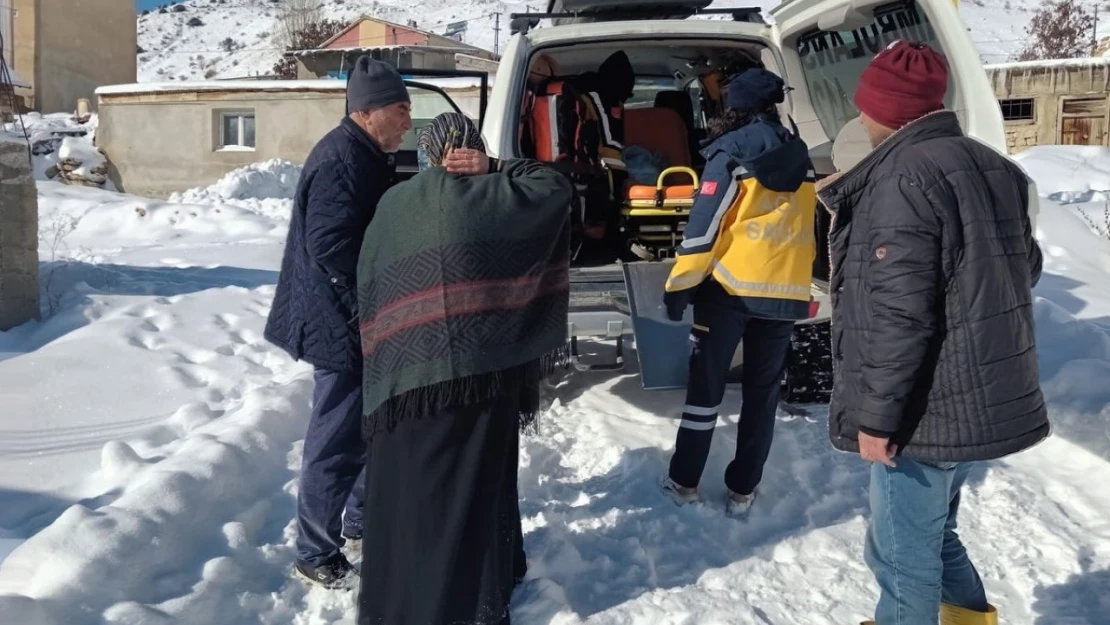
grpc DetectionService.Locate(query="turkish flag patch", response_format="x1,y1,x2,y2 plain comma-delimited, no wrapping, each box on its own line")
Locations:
700,181,718,195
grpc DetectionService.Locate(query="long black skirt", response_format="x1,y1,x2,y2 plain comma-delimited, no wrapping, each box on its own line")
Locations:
358,393,523,625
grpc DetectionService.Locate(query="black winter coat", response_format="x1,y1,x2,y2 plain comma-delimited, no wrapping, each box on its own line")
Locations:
265,117,396,372
819,112,1049,463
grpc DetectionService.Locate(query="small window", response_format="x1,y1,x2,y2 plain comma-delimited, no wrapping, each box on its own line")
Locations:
625,78,674,110
402,85,467,152
219,112,256,150
999,98,1035,122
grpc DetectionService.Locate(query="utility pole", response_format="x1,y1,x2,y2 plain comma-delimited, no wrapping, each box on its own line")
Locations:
1094,2,1099,56
493,11,502,55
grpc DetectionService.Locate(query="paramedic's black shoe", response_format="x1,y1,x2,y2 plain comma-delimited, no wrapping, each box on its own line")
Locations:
294,553,359,590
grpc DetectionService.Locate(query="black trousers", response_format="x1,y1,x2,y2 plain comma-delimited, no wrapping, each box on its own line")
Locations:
358,394,522,625
667,284,795,495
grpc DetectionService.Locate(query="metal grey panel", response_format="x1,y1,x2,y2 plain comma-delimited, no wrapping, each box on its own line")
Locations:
622,261,692,390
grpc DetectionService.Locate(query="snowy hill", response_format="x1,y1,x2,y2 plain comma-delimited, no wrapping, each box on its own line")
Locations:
137,0,546,82
136,0,1046,82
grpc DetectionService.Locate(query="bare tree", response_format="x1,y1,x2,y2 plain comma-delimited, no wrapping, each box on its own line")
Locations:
1014,0,1097,61
278,0,325,49
272,18,347,78
38,213,79,316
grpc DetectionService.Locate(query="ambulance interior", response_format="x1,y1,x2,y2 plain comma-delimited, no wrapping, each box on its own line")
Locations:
519,40,831,278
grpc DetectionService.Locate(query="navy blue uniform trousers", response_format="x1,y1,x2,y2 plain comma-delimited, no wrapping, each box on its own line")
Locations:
668,284,795,495
296,367,367,568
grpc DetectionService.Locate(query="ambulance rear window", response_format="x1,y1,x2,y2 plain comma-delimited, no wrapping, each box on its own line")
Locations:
793,0,955,141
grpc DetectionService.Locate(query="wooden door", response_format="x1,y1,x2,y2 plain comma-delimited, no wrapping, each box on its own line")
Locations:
1061,118,1097,145
1060,98,1109,145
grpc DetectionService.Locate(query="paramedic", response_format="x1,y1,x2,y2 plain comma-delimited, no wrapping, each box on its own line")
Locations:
660,68,817,515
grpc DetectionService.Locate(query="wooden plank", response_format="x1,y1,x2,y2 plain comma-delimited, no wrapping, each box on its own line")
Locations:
1062,97,1108,116
1060,118,1082,145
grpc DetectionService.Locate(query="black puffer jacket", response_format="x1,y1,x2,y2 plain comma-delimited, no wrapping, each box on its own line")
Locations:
819,112,1049,462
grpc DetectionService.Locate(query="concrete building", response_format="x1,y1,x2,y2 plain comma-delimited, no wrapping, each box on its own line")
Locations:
319,15,478,51
95,78,490,198
0,137,39,330
986,58,1110,153
292,16,496,80
4,0,137,114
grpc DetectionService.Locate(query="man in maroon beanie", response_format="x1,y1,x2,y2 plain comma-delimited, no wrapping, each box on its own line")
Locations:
817,40,1047,625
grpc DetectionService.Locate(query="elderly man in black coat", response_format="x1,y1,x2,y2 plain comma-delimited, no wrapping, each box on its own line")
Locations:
818,41,1047,625
264,55,412,589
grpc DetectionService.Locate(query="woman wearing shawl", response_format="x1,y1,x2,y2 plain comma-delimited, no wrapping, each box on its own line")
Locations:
355,113,573,625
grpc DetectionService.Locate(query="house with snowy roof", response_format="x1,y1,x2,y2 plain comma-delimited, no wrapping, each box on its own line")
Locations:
1,0,136,114
289,15,497,81
987,57,1110,153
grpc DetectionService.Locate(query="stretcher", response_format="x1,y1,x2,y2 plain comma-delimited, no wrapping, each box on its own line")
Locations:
620,166,699,258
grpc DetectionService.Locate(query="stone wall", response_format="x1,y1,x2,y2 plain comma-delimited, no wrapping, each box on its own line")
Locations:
0,140,40,331
1005,124,1040,154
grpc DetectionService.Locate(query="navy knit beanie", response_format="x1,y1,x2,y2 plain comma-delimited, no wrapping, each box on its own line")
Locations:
346,56,410,114
725,68,785,111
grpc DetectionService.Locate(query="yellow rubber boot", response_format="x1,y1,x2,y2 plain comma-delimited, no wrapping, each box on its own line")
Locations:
940,603,999,625
859,603,997,625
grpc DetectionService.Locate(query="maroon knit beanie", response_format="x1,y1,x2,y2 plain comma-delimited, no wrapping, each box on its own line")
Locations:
854,40,949,130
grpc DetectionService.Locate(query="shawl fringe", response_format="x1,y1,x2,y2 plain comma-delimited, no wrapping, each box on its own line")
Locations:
363,343,571,441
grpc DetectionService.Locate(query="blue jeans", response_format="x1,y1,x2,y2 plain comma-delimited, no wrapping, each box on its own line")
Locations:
295,367,367,568
866,459,989,625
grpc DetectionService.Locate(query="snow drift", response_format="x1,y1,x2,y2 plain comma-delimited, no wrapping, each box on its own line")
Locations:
170,160,301,204
169,160,301,220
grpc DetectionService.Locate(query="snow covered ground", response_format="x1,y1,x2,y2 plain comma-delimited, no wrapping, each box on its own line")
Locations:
1,149,1109,625
135,0,1044,81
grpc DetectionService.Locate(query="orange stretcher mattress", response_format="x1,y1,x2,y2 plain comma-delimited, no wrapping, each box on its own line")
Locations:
623,167,699,213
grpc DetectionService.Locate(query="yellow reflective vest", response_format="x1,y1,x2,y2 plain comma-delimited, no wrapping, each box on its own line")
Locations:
666,120,817,317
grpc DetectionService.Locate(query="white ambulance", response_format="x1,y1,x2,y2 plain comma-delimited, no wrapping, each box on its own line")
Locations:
407,0,1037,398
